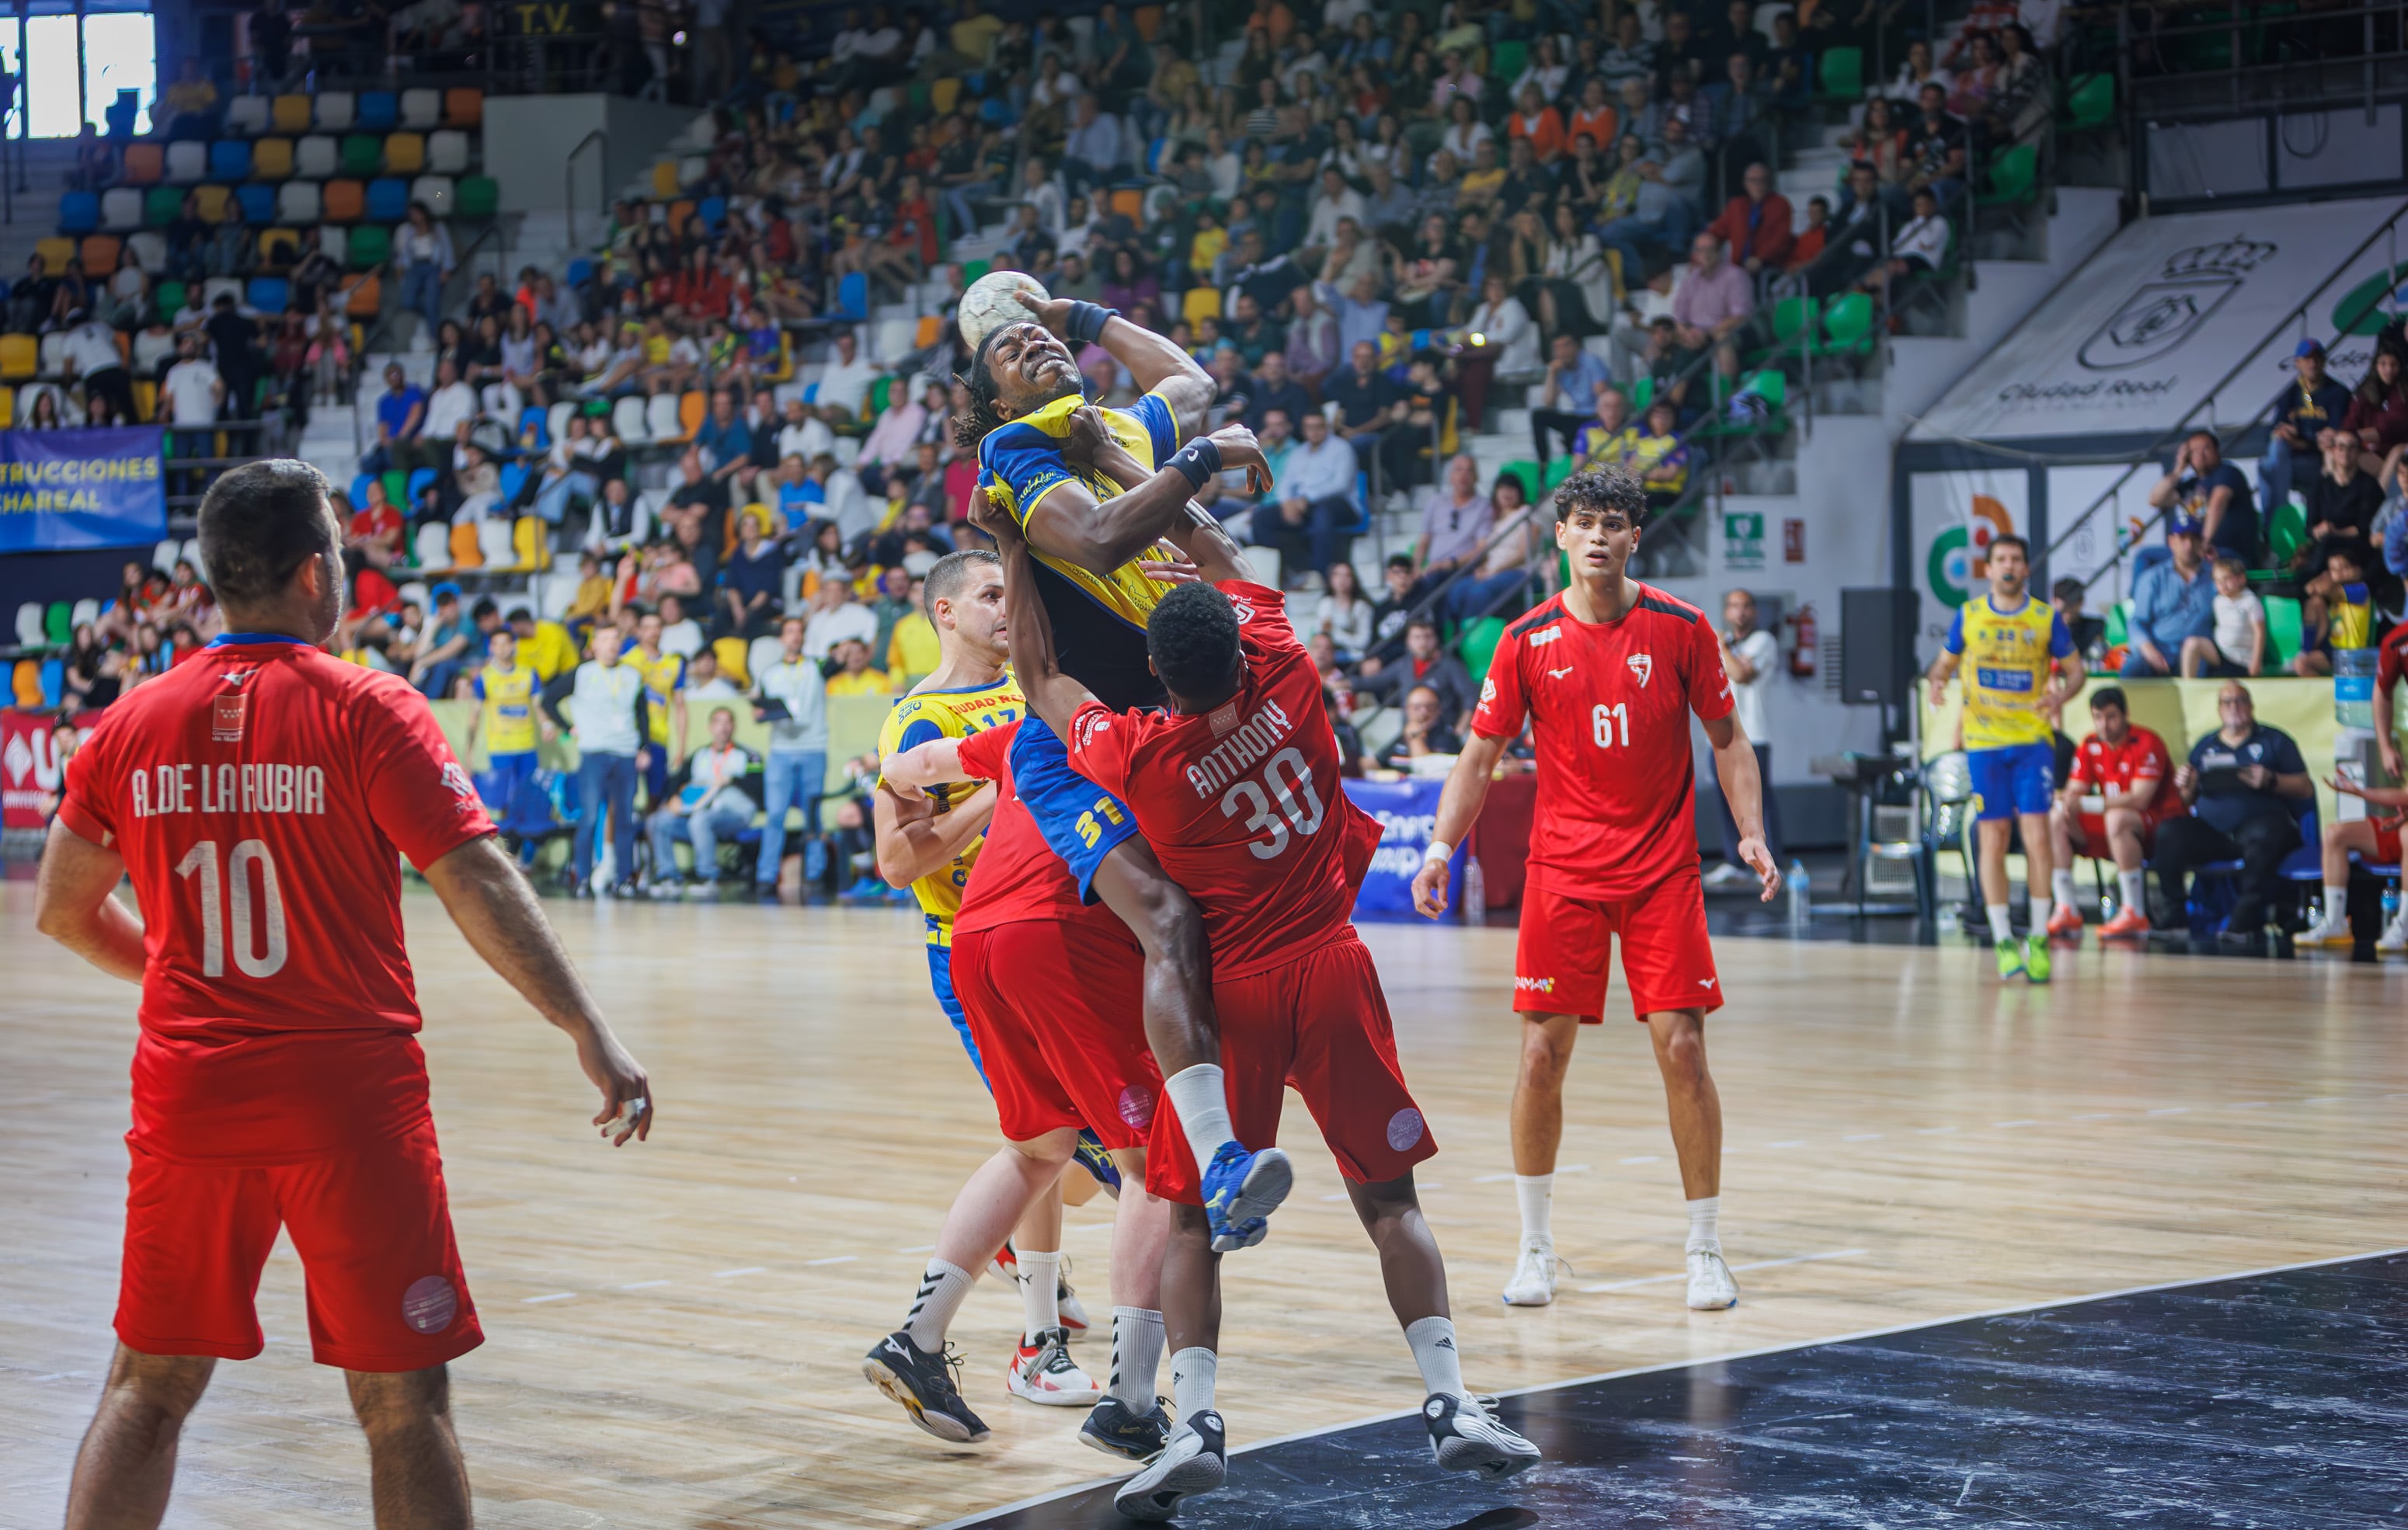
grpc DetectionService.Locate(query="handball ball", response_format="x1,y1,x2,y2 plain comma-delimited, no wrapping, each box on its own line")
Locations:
959,270,1052,352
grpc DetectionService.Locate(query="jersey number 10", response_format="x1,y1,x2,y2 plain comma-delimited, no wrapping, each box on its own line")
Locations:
1220,746,1325,860
174,839,290,979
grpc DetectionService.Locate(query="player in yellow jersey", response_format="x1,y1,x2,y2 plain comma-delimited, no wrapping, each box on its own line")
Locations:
467,628,544,868
1925,534,2083,981
625,609,687,809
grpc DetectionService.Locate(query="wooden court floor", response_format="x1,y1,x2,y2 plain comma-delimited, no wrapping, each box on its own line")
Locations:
4,881,2406,1529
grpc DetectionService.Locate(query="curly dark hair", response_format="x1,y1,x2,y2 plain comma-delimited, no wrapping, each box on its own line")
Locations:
1146,581,1244,701
1553,465,1648,524
951,326,1011,452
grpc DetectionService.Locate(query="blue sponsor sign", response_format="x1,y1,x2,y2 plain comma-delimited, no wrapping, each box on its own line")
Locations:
0,426,168,552
1345,776,1467,919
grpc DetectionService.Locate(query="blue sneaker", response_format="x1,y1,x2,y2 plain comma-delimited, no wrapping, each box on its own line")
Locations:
1200,1142,1293,1253
1080,1393,1172,1461
1073,1129,1122,1196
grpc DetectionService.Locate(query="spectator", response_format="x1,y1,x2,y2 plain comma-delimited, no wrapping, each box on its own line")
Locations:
1305,560,1375,658
1904,83,1971,212
1359,615,1476,722
1324,339,1405,477
1595,114,1702,280
1376,683,1464,770
823,635,893,697
2290,542,2390,678
2121,514,2217,678
1853,187,1951,300
1529,331,1614,467
753,613,831,895
2182,555,2266,677
2051,576,2105,665
395,203,456,333
1415,453,1492,583
1363,553,1420,668
2148,429,2257,566
680,647,743,703
2344,347,2408,482
803,575,878,659
2260,340,2354,530
655,592,707,659
1671,229,1756,381
719,507,788,639
1243,349,1315,436
561,624,646,898
1706,588,1786,885
160,332,224,426
2153,683,2312,938
1630,398,1691,508
1571,385,1638,472
646,706,761,897
1250,408,1361,579
2295,428,2382,582
1707,162,1796,276
2044,686,2176,940
815,329,882,426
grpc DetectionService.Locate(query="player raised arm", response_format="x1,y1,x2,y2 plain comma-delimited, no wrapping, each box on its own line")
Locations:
1065,405,1261,586
873,765,997,888
1700,711,1781,901
1411,731,1512,917
1016,290,1216,429
973,489,1096,736
419,836,655,1144
34,819,148,984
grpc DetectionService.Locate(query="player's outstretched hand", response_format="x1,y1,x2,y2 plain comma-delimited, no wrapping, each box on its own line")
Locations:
2326,772,2366,799
1738,835,1783,902
1010,287,1078,339
1411,857,1451,919
1140,555,1203,586
580,1030,654,1146
1208,423,1275,498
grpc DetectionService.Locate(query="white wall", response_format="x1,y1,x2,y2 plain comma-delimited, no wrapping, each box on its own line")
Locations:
483,94,705,214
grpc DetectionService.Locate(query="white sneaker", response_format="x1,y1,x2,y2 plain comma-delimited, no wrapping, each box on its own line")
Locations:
1006,1329,1102,1406
1424,1392,1543,1479
1056,1271,1091,1340
1701,861,1752,888
2303,913,2354,947
1686,1248,1739,1310
1501,1236,1560,1306
2378,912,2408,953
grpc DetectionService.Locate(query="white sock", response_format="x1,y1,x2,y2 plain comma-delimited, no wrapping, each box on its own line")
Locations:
2051,868,2077,909
2117,868,2145,912
1404,1315,1466,1399
1164,1064,1237,1173
1015,1248,1061,1343
1686,1195,1721,1254
1514,1174,1554,1243
2324,884,2349,924
904,1259,976,1354
1170,1346,1218,1420
1108,1306,1165,1407
2028,892,2052,931
1987,903,2014,942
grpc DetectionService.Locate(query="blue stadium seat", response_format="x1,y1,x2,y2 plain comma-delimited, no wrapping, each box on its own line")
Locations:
698,195,726,233
407,466,437,503
246,276,289,315
835,270,868,321
366,177,409,222
39,656,63,708
57,190,99,234
498,461,529,501
566,256,593,288
357,91,398,131
235,183,277,224
210,140,253,182
517,405,549,447
351,472,376,506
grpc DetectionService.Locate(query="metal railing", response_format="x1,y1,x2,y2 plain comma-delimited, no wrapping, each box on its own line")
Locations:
565,128,607,254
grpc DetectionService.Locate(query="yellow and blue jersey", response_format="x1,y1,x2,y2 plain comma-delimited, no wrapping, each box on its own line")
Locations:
472,662,539,756
1945,593,2073,749
977,389,1183,710
875,672,1025,947
630,649,684,745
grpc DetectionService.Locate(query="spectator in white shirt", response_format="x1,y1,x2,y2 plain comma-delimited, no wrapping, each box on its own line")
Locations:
645,705,760,895
562,625,646,896
809,453,877,544
62,313,134,422
1305,558,1376,658
680,646,743,700
159,333,224,424
1303,168,1368,256
802,575,879,659
777,395,836,463
656,591,706,659
1247,409,1362,578
1707,587,1787,885
419,356,478,442
813,329,882,426
1856,187,1951,295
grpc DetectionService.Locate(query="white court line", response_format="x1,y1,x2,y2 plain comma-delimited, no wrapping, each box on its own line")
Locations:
806,1255,857,1267
930,1243,2408,1530
714,1267,766,1278
1620,1154,1662,1164
619,1279,670,1290
1577,1248,1866,1294
895,1243,936,1254
522,1292,576,1304
1471,1172,1515,1183
1843,1133,1884,1142
1766,1140,1807,1149
2147,1107,2189,1115
2068,1113,2116,1120
1994,1120,2040,1128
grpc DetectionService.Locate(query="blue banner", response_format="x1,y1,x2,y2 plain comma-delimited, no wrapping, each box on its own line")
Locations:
1345,776,1467,920
0,426,167,553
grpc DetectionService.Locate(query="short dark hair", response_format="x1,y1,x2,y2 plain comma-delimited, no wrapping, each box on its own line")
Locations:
1386,552,1415,571
1147,581,1243,700
196,460,335,609
1989,533,2030,560
2090,686,2128,715
924,547,1001,618
1554,465,1648,523
2051,577,2085,603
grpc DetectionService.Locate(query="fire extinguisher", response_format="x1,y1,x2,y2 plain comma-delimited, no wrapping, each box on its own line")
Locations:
1787,603,1817,678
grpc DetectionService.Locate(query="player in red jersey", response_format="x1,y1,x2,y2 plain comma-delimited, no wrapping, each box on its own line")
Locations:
1411,468,1777,1316
972,496,1543,1521
34,461,653,1530
2046,687,2177,941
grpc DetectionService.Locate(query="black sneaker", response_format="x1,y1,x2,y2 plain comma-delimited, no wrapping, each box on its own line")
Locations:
861,1330,990,1444
1113,1410,1226,1521
1423,1392,1541,1480
1080,1393,1172,1461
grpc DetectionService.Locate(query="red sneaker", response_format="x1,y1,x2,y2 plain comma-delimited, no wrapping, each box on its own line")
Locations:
2045,904,2086,938
2099,908,2152,938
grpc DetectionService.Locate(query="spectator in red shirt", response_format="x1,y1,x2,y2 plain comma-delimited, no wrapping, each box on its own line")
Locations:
347,480,405,567
2046,687,2176,940
1707,162,1795,276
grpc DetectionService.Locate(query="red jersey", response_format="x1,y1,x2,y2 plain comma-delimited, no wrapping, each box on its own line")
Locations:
1471,586,1731,899
2377,624,2408,700
952,719,1106,937
1067,583,1382,981
57,635,496,1164
2069,725,2179,825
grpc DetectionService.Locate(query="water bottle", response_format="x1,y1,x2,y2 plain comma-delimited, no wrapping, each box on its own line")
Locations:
1787,859,1810,929
2385,880,2401,934
1462,854,1486,922
2335,645,2378,730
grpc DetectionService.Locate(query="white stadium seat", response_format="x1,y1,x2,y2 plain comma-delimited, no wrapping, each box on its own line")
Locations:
102,188,143,231
296,135,338,179
223,96,270,136
127,231,169,273
277,182,322,225
612,395,651,446
409,175,454,217
645,392,683,443
70,597,99,629
414,523,451,569
427,130,470,175
315,91,355,131
165,141,207,183
400,89,442,128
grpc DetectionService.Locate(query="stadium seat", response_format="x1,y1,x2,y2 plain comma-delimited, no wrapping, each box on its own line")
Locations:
341,133,383,178
511,516,549,571
1821,292,1877,355
409,175,454,217
122,143,163,186
277,180,322,224
165,141,206,183
209,139,252,181
315,90,355,131
407,467,439,504
252,137,293,179
257,228,300,271
127,230,168,273
1978,143,2040,208
713,637,752,689
366,178,409,222
193,186,231,222
443,87,482,126
350,473,375,507
1181,285,1222,326
476,516,516,569
666,197,694,236
2062,71,2114,132
914,315,942,349
449,524,485,572
322,179,365,221
316,224,348,264
872,316,917,363
0,335,36,380
271,94,312,134
57,191,98,234
698,194,726,233
44,600,71,645
143,185,183,226
415,522,451,568
385,131,425,175
677,155,708,188
1816,45,1863,100
37,335,68,377
835,271,868,321
401,88,441,129
645,392,684,442
9,658,39,707
203,276,244,311
154,279,186,318
612,395,650,445
247,277,289,315
224,95,270,136
12,602,41,647
457,176,498,218
153,536,181,572
236,183,277,224
649,159,678,200
79,235,120,274
33,237,72,276
343,270,380,314
356,91,397,131
427,128,470,175
346,224,390,267
296,134,338,178
180,537,207,579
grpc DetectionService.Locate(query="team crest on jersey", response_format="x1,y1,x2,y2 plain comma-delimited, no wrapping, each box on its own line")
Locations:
1228,597,1256,624
1478,676,1496,706
1627,653,1654,688
439,761,477,803
1207,701,1241,736
211,692,249,742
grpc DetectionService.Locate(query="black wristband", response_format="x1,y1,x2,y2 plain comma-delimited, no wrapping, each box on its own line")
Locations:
1063,301,1118,346
1168,437,1223,490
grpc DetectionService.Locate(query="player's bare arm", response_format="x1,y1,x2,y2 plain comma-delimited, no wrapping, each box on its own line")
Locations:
1412,731,1512,917
1924,648,1960,708
1701,712,1781,901
419,835,655,1145
33,819,148,984
1013,290,1216,428
872,777,997,888
1025,412,1272,574
972,491,1099,736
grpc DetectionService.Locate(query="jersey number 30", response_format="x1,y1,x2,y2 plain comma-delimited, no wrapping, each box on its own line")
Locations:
175,839,290,979
1220,746,1324,859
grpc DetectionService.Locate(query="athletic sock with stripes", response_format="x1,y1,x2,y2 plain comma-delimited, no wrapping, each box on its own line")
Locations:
904,1258,974,1355
1108,1306,1165,1407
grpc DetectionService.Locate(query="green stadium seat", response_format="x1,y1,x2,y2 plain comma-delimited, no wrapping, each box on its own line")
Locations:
456,175,499,218
1489,40,1527,85
2266,496,2308,569
144,186,183,227
2264,594,2303,667
1821,292,1877,355
155,280,186,319
1498,459,1543,502
339,134,383,178
2103,600,2128,650
346,224,391,267
1460,616,1507,682
1978,143,2039,207
1815,46,1863,101
2062,71,2114,131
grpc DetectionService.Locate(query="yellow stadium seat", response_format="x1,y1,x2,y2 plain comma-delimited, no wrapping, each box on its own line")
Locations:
0,335,37,380
1181,285,1223,326
12,659,42,709
0,388,13,425
384,132,425,175
650,158,678,200
252,137,294,179
511,516,550,572
132,379,156,420
914,315,943,349
193,185,231,222
712,637,751,690
257,228,299,270
272,94,312,134
931,77,960,114
34,237,73,276
448,522,483,569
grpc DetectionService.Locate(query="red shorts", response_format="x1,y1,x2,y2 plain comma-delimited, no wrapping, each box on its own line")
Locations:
953,919,1163,1149
1514,870,1723,1024
2375,817,2403,864
2074,812,2163,856
116,1115,482,1372
1147,934,1435,1205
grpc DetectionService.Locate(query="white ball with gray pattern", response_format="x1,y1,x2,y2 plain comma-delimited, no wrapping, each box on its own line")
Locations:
957,269,1053,353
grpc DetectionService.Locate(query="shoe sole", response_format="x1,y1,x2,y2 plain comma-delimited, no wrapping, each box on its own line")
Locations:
1500,1285,1556,1307
1115,1451,1227,1522
1433,1435,1543,1479
861,1355,988,1444
1226,1149,1293,1228
1686,1290,1740,1311
1079,1424,1166,1462
1009,1375,1105,1407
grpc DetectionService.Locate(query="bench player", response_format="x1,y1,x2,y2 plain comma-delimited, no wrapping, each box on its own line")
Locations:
1412,468,1777,1314
971,496,1543,1519
34,461,653,1530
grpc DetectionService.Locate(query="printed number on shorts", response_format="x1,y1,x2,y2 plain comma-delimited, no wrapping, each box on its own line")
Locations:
1592,702,1630,748
173,838,289,978
1076,795,1127,849
1220,746,1324,859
